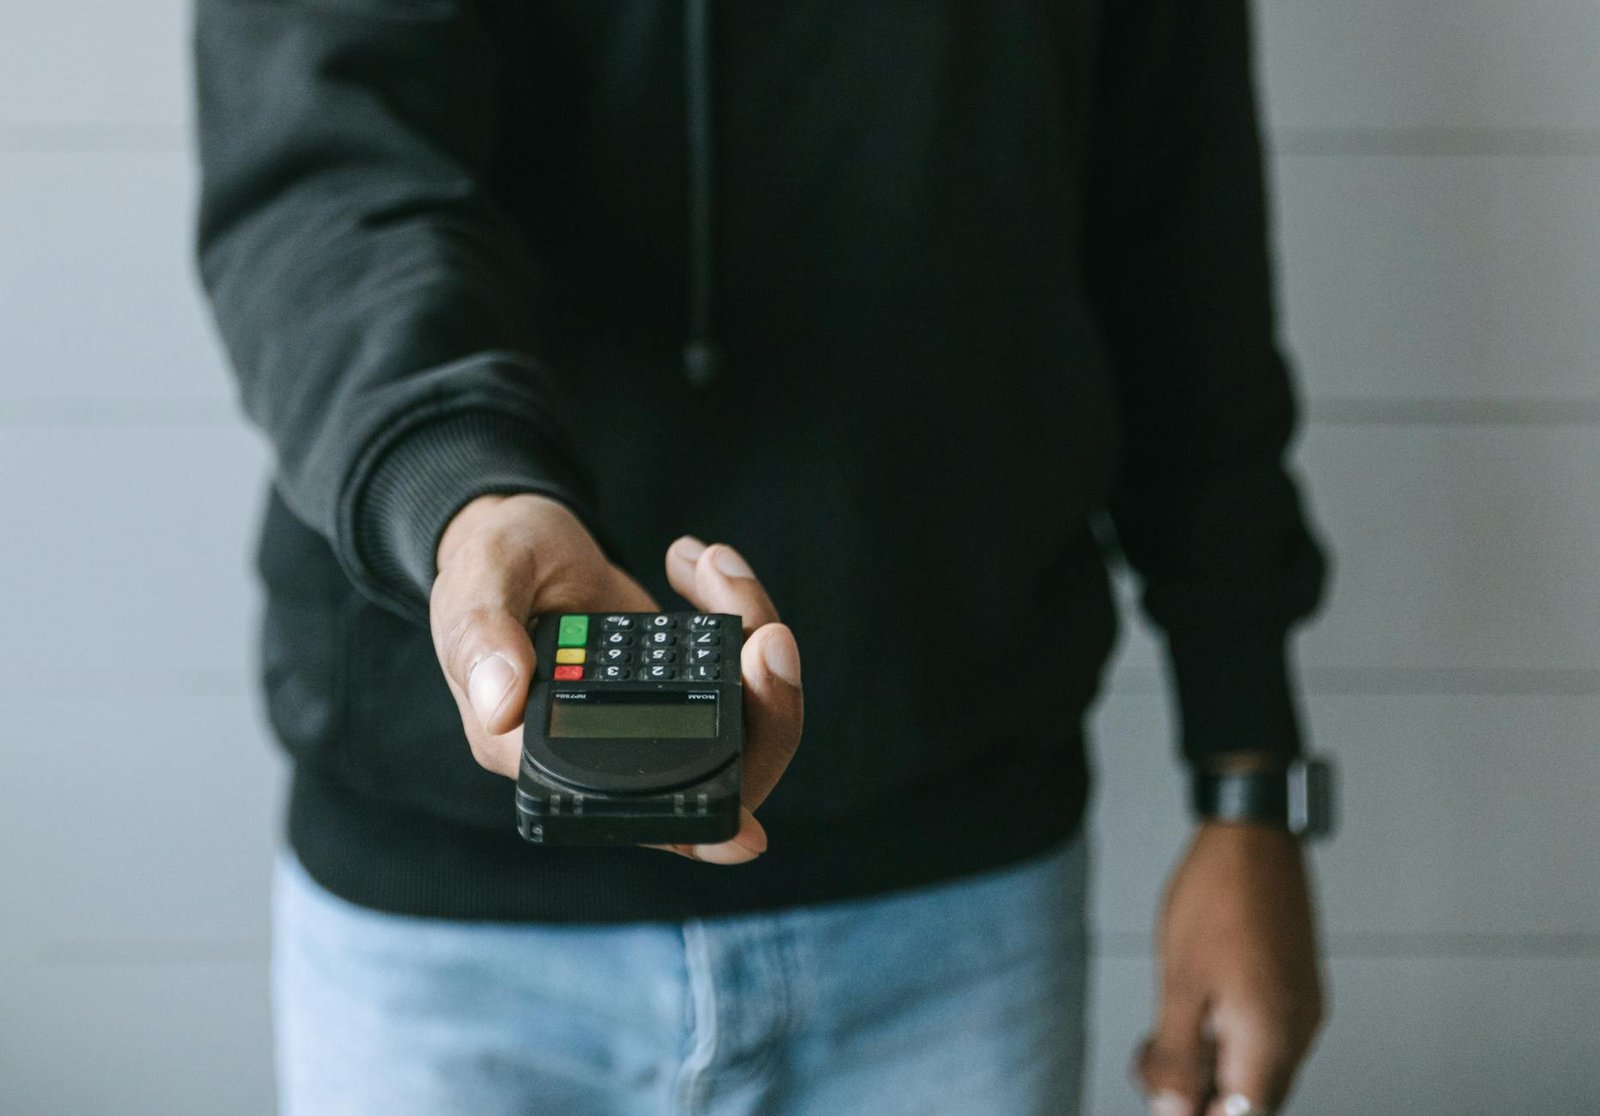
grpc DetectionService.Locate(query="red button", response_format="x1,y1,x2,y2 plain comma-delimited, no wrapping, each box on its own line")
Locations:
553,665,584,680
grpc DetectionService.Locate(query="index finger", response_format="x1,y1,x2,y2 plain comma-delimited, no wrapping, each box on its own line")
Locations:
664,537,779,632
656,536,802,865
1203,1010,1298,1116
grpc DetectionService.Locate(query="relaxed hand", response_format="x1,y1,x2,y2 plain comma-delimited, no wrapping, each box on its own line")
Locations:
1135,822,1325,1115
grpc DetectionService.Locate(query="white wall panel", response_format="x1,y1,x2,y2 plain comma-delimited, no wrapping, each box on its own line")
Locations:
1085,955,1600,1116
1257,1,1600,134
0,152,231,406
1274,155,1600,403
0,960,274,1116
1089,692,1600,939
9,0,1600,139
1300,424,1600,672
1106,423,1600,690
0,695,282,955
23,149,1595,423
0,2,190,133
0,425,266,695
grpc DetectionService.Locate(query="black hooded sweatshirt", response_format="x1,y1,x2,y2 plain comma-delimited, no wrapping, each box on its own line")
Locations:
195,0,1326,922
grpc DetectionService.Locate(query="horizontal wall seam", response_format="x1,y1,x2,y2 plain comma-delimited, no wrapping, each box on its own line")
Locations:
13,932,1600,967
1109,667,1600,698
1309,398,1600,426
1093,930,1600,960
0,123,188,153
0,400,239,428
7,123,1600,158
6,398,1600,430
1275,126,1600,158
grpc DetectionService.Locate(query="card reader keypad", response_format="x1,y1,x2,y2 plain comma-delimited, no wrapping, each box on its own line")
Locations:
551,613,727,681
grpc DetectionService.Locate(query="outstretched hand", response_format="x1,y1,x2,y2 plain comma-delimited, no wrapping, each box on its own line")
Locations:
430,493,802,864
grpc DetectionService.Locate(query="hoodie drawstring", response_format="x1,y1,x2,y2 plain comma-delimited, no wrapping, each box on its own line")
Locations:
683,0,722,388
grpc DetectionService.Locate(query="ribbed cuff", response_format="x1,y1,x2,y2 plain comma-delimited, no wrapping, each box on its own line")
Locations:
351,410,594,620
1164,625,1306,766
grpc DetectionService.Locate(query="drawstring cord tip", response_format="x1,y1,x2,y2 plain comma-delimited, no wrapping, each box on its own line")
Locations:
683,339,722,389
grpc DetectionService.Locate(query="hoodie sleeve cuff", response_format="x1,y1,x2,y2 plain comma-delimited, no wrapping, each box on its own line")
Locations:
1164,625,1307,767
348,409,596,622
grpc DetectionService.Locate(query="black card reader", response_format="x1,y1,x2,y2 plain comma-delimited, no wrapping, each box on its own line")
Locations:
516,612,743,845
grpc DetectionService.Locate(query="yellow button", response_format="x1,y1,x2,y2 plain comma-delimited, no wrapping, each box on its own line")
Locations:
554,648,586,664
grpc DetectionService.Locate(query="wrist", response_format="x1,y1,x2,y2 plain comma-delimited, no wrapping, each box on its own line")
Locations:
437,494,509,571
1194,817,1303,844
436,493,576,574
1200,749,1294,775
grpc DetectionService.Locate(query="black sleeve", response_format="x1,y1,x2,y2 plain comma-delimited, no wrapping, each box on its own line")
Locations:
194,0,592,624
1084,0,1329,766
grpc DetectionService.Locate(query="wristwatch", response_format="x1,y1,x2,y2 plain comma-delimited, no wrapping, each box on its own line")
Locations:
1191,756,1336,840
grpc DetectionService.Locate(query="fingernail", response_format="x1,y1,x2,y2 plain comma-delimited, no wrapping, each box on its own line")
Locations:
762,629,802,687
672,535,707,562
468,654,516,726
1150,1092,1190,1116
711,544,753,578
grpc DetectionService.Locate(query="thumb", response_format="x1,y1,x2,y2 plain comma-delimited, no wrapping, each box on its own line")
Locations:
434,597,538,739
432,597,537,778
465,624,536,736
1135,983,1215,1116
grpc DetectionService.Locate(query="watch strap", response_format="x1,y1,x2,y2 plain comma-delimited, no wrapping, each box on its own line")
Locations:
1191,757,1336,839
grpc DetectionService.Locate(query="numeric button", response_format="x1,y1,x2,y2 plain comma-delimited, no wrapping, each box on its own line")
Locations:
638,664,676,681
596,664,631,681
600,631,636,648
684,664,720,681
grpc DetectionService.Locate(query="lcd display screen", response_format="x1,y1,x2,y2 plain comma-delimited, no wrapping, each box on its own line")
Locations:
548,694,717,739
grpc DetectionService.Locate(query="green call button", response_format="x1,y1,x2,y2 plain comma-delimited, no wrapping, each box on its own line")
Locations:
557,614,589,647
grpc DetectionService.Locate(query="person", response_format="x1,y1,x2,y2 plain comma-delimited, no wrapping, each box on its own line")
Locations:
196,1,1329,1113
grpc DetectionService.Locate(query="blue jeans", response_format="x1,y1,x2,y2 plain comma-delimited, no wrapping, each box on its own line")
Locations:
273,835,1090,1115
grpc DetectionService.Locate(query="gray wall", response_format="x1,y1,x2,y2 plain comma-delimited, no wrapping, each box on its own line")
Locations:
1,2,1595,1112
